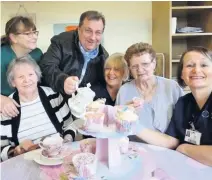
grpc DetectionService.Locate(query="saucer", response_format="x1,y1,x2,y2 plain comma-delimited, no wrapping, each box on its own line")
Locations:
33,153,63,166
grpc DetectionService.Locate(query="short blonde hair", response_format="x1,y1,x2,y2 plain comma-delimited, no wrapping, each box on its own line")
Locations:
104,53,129,81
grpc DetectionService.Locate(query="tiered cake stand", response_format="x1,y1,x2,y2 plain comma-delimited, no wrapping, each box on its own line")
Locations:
74,119,141,171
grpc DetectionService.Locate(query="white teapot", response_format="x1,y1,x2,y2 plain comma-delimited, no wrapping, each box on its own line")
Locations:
68,83,95,118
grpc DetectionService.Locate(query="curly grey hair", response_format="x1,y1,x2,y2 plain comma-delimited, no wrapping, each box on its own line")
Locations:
7,55,42,87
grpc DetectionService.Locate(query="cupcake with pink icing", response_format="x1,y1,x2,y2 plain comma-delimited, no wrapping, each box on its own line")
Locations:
84,112,105,132
72,153,97,178
115,106,138,133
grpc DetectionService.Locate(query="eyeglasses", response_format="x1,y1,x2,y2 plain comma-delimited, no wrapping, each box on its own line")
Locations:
130,61,153,71
16,30,39,38
83,28,103,37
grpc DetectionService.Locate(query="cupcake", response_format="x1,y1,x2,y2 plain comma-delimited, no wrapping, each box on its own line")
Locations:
115,106,138,133
86,98,106,112
72,153,97,178
84,112,105,132
80,139,96,154
132,97,144,108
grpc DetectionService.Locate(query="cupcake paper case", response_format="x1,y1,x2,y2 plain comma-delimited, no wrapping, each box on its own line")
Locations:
115,106,139,134
84,112,105,132
72,153,97,179
77,105,144,138
80,139,96,154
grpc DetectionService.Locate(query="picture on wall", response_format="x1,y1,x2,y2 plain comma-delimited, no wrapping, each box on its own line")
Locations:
53,23,78,35
10,13,36,24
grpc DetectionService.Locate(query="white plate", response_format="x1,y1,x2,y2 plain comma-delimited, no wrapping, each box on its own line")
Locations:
24,149,41,160
33,153,63,166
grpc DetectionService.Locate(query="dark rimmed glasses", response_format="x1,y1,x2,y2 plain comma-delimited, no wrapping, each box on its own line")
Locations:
16,30,39,38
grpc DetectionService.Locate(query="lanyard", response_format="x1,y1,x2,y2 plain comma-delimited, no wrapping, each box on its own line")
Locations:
189,122,196,131
188,92,212,132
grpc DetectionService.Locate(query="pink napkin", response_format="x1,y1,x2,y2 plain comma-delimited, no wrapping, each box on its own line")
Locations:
40,165,65,180
40,150,81,180
63,150,81,166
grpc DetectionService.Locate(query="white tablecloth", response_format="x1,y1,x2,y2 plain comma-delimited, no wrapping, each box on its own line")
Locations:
1,142,212,180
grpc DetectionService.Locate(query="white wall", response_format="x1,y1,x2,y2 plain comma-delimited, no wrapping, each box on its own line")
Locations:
1,1,152,54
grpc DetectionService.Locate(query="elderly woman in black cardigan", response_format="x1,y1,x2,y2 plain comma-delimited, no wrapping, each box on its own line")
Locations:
1,56,75,161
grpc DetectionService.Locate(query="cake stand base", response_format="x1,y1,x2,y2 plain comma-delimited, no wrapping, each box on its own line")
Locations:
95,138,121,169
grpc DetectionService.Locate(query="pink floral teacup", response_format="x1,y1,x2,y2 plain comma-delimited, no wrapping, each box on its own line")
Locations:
39,136,63,157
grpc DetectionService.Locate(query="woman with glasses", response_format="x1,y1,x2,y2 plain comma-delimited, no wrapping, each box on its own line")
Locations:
116,42,184,142
91,53,129,106
1,16,42,118
136,47,212,166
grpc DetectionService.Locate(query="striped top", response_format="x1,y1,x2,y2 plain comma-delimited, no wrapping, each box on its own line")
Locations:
18,96,57,144
1,86,76,161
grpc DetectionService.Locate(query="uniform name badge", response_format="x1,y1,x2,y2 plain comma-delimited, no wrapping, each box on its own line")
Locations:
184,129,202,145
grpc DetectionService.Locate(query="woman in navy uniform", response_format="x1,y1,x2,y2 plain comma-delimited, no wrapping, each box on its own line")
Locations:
136,47,212,166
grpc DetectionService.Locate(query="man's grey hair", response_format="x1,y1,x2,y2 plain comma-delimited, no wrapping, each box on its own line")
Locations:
7,55,42,87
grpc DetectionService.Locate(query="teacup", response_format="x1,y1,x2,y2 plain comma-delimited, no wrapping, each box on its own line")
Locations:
132,97,144,108
119,137,129,154
39,136,63,157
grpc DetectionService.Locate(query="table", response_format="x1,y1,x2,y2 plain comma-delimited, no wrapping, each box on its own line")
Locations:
1,141,212,180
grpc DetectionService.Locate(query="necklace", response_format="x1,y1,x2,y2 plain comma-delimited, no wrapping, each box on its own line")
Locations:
135,77,158,102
